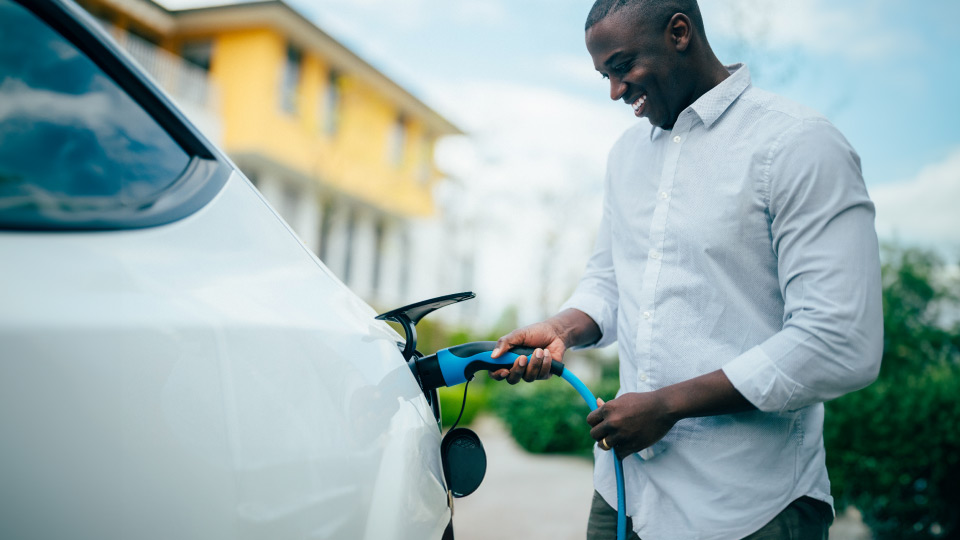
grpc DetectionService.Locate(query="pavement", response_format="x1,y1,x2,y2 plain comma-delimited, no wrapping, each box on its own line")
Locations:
451,415,595,540
448,415,873,540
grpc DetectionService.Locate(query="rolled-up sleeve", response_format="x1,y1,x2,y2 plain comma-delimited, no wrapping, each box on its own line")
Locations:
561,171,620,349
723,119,883,412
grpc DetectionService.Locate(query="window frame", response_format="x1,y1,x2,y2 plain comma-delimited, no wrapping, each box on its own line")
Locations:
0,0,231,231
323,69,342,136
280,44,302,115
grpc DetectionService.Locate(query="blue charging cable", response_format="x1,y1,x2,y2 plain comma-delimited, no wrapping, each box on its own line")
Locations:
413,341,631,540
561,368,627,540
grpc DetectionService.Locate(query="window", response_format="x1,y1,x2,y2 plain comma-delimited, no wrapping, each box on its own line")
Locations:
280,45,301,114
324,70,341,136
386,114,407,166
0,0,227,230
178,39,213,106
180,40,213,71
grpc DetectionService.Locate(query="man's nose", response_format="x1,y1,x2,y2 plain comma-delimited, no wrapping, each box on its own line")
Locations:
609,77,627,101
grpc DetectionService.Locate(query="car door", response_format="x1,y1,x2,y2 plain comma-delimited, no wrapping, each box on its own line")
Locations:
0,0,449,538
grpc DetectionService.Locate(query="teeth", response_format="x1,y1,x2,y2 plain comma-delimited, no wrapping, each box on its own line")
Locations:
632,96,646,112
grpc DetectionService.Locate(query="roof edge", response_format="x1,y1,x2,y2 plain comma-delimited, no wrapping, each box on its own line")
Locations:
166,0,463,136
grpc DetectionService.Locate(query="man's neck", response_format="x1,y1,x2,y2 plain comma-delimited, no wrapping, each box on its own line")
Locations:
689,55,731,106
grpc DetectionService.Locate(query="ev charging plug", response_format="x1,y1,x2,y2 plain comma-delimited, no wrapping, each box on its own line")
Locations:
411,341,565,391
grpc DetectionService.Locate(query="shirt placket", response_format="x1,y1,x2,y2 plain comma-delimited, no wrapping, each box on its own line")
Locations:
635,122,688,389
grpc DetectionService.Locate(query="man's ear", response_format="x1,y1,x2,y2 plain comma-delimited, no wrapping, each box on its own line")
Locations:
668,13,692,52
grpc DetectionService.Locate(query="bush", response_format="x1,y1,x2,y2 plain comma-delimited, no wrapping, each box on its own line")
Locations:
824,246,960,539
438,378,490,428
491,363,620,456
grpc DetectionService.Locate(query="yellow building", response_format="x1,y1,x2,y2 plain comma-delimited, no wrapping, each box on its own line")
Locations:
77,0,468,311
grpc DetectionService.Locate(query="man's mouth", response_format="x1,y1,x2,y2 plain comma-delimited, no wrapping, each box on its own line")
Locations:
631,95,647,117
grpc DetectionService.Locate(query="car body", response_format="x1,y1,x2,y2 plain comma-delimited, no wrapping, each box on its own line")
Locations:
0,0,449,538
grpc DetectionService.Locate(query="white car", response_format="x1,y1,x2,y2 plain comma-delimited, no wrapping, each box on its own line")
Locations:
0,0,452,538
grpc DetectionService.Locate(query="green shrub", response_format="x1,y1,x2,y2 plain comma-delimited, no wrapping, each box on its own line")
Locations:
825,246,960,539
491,369,620,456
438,379,489,428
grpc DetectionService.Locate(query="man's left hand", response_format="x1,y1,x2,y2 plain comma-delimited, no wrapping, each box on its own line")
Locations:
586,392,678,457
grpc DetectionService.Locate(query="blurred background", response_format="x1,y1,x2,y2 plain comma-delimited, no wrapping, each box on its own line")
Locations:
77,0,959,537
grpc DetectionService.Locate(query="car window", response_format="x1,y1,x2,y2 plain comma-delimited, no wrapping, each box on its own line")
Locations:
0,0,194,228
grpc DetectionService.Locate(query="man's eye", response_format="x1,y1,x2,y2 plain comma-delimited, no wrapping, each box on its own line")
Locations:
614,62,631,74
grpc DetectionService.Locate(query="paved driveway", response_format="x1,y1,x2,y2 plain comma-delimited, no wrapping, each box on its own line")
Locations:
451,416,595,540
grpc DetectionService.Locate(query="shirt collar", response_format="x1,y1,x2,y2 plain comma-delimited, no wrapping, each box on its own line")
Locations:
692,63,750,128
649,63,751,140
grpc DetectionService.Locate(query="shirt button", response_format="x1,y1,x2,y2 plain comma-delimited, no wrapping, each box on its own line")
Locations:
642,311,652,320
649,249,661,260
639,372,649,382
659,192,669,199
673,135,681,143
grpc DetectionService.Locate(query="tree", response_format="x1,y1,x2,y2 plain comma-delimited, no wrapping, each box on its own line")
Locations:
825,245,960,539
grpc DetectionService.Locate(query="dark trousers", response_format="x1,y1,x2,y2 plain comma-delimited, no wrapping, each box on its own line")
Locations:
586,490,833,540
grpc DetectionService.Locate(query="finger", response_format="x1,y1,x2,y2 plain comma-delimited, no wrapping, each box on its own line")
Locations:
597,397,605,407
586,404,605,426
522,349,543,383
488,369,509,381
597,436,614,452
537,349,553,380
505,356,527,385
590,423,612,443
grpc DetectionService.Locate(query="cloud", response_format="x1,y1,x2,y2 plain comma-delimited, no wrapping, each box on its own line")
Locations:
425,79,636,322
430,79,632,193
702,0,903,59
547,53,605,88
871,148,960,252
294,0,506,32
449,0,507,25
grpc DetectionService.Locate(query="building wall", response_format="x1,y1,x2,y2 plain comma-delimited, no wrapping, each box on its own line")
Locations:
195,27,437,218
78,0,473,319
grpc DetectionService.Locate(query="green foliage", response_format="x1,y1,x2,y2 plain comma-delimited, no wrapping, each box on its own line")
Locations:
491,352,620,456
825,245,960,539
438,378,490,427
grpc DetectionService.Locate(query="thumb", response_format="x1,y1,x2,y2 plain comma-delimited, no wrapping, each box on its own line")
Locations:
492,330,525,358
596,397,605,407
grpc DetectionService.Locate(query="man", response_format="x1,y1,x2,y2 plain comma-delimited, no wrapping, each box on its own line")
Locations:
489,0,883,538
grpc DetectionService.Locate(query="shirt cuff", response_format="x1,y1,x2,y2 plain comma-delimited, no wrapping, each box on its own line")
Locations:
559,292,617,349
722,346,802,413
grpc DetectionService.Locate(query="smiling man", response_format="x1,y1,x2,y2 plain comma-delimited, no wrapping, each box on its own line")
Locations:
489,0,884,539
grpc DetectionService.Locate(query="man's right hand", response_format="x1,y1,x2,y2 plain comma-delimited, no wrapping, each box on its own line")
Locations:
489,308,601,384
489,321,567,384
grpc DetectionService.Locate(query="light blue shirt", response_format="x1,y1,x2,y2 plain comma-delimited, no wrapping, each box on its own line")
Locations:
562,64,883,540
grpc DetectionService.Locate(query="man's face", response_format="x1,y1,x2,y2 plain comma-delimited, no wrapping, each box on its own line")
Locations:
586,10,685,129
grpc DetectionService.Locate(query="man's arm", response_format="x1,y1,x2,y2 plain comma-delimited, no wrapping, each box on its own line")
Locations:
722,119,883,412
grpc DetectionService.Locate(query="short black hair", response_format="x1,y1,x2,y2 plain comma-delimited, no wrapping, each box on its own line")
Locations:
585,0,705,36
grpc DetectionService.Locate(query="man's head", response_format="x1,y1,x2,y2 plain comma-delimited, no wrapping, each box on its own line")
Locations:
585,0,718,129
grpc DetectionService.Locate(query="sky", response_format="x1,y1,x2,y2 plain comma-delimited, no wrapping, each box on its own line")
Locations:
166,0,960,326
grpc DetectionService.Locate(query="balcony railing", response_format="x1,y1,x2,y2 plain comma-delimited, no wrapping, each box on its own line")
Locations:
101,24,222,142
